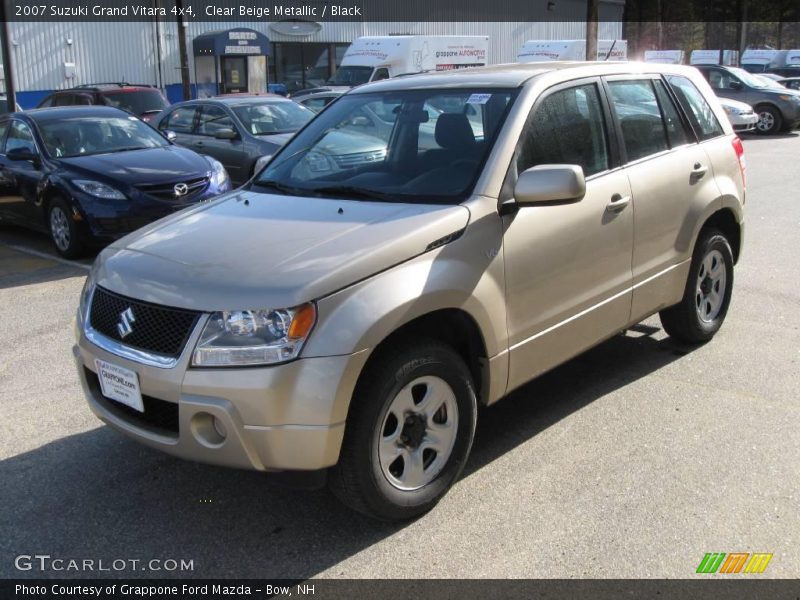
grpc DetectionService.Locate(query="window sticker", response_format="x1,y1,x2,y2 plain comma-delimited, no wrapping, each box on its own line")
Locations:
467,93,492,105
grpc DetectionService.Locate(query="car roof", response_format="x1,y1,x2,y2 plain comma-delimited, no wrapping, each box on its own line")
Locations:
20,106,131,121
351,61,703,93
171,96,292,108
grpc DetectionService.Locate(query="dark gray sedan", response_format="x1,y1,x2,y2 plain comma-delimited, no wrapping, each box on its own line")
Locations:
152,96,314,185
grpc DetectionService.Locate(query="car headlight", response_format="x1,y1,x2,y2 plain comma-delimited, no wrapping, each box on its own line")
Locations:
192,303,317,367
254,154,273,175
204,155,230,188
778,94,800,103
723,105,743,116
73,179,126,200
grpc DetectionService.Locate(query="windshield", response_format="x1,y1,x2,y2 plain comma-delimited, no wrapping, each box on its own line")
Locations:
327,66,374,87
253,88,516,203
726,67,774,88
38,115,169,158
233,102,314,135
102,89,169,115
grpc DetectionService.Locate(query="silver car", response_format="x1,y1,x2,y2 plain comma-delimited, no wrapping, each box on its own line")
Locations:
74,62,745,520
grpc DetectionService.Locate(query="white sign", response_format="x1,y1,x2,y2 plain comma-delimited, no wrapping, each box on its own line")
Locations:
95,359,144,413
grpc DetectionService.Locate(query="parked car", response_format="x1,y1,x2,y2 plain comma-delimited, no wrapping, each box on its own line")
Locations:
0,106,231,257
152,96,315,185
0,95,23,114
777,77,800,91
718,97,759,132
695,65,800,134
36,83,170,123
74,62,744,520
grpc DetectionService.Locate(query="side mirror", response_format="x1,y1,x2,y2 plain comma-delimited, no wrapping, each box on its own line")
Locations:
213,128,239,140
513,164,586,206
349,116,371,127
162,130,178,142
729,80,743,90
7,146,40,163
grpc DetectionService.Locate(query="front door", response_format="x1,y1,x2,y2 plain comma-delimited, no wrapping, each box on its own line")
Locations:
0,120,47,227
502,79,634,391
221,57,248,94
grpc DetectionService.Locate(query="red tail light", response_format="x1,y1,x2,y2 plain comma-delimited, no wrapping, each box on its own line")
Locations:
732,136,746,188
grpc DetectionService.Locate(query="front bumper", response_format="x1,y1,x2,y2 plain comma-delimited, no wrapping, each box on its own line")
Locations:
73,317,368,471
730,113,758,132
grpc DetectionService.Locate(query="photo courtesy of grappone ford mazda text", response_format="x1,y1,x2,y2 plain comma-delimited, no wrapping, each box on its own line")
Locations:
74,62,745,520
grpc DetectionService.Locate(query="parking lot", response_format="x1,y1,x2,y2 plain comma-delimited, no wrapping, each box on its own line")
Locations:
1,132,798,579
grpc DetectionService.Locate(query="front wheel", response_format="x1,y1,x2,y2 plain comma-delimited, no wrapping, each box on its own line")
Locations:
329,339,477,521
660,229,734,344
48,198,85,258
755,105,782,135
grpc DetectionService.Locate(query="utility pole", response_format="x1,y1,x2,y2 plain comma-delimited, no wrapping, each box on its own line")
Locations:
175,0,191,100
585,0,598,61
738,0,748,59
0,1,17,113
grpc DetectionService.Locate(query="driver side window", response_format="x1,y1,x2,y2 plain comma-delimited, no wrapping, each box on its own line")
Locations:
5,121,36,154
517,83,610,178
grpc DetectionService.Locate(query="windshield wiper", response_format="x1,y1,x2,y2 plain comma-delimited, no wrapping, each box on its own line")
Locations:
309,185,396,202
252,179,310,197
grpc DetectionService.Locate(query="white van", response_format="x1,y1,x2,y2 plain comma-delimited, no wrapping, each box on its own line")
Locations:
327,35,489,87
689,49,739,66
740,49,780,73
517,39,627,63
643,50,685,64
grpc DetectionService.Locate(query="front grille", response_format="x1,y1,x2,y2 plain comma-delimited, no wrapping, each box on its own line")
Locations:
332,149,387,169
136,176,210,201
89,287,200,358
85,367,179,436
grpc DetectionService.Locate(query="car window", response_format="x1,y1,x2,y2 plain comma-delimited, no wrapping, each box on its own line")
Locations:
38,96,55,108
102,90,169,115
161,106,197,133
653,79,691,148
608,80,670,162
666,75,725,141
5,120,36,154
196,105,235,136
232,102,313,135
372,68,390,82
53,94,74,107
301,97,332,112
517,83,609,178
38,115,168,158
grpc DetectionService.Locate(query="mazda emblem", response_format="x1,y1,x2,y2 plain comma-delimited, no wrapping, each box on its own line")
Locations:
174,183,189,197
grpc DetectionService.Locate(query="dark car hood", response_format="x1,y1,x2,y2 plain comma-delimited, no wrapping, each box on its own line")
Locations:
58,146,210,185
95,190,470,311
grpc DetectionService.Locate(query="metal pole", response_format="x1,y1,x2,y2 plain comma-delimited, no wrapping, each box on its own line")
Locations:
0,1,17,112
175,0,191,100
585,0,599,61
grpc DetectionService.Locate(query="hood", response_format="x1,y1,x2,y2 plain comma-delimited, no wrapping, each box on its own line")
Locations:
58,146,209,185
95,190,470,311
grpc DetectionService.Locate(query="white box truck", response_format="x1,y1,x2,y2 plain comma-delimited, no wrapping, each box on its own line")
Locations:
689,49,739,66
517,39,628,63
740,49,780,73
328,35,489,87
643,50,685,64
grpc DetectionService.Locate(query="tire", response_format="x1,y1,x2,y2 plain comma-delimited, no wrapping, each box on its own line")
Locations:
48,197,85,259
329,338,477,521
660,229,734,344
755,105,782,135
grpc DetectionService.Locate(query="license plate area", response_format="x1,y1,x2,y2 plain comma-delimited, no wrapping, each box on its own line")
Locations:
94,359,144,413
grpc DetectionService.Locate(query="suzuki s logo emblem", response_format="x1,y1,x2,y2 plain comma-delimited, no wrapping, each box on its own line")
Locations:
117,307,136,338
173,183,189,197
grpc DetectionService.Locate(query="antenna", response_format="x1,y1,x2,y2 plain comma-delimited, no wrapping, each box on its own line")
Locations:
604,39,618,61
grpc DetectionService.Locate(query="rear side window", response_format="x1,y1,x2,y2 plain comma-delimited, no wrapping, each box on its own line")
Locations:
103,90,169,115
608,80,669,162
53,94,75,107
518,83,609,177
161,106,197,133
38,96,55,108
653,79,691,148
666,75,725,141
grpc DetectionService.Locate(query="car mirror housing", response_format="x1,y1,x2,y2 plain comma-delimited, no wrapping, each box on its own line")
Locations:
729,80,743,90
513,164,586,206
213,128,240,140
7,146,40,163
162,130,178,142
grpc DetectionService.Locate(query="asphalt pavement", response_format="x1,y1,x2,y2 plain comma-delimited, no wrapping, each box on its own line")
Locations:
1,132,798,579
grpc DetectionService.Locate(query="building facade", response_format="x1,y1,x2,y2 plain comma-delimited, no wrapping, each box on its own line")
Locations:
3,3,623,107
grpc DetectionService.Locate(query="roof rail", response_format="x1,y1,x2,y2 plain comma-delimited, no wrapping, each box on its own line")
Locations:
74,82,156,89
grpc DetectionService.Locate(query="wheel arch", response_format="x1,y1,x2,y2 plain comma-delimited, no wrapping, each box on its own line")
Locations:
698,207,742,264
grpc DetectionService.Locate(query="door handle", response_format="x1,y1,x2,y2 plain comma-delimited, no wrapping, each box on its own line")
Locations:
692,162,708,178
606,193,631,212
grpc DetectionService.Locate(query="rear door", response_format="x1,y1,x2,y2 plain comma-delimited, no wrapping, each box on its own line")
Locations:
502,78,634,390
604,75,721,321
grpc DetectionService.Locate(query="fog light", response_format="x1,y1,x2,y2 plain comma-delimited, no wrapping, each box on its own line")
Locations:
212,416,227,440
190,412,227,447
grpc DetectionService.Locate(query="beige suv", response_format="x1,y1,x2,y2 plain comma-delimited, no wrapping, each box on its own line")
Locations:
74,62,745,520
